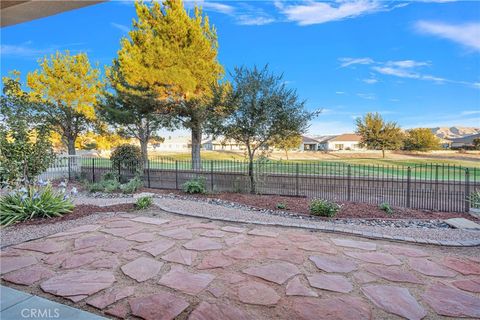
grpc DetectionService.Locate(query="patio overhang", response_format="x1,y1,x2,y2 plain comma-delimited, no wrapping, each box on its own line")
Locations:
1,0,105,27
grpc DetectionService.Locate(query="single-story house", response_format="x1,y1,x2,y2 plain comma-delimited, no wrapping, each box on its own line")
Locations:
202,137,245,151
450,133,480,148
301,136,321,151
149,136,190,151
319,133,363,151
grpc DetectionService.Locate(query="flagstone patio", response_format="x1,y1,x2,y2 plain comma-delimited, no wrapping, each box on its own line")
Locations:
1,212,480,320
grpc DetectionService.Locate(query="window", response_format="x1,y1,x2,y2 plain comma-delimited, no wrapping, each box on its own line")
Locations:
335,144,344,150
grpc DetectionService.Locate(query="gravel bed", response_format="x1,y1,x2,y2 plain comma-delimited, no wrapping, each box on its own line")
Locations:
0,211,122,248
151,197,480,244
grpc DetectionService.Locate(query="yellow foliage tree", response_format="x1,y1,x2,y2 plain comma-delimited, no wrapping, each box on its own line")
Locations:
27,51,101,155
113,0,224,169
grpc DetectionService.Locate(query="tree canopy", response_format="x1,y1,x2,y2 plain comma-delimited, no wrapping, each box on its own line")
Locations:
218,65,316,193
355,112,404,158
27,51,101,155
403,128,440,151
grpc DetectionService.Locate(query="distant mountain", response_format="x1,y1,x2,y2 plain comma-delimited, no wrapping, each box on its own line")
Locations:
430,127,480,140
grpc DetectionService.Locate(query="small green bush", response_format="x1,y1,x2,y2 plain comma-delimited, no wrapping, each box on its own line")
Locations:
309,199,340,217
0,185,74,226
110,144,142,171
135,196,153,210
276,202,287,210
120,176,143,194
379,202,394,214
86,178,120,193
102,171,118,181
183,178,206,194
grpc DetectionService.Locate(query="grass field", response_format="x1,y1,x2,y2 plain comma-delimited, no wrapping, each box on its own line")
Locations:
70,150,480,181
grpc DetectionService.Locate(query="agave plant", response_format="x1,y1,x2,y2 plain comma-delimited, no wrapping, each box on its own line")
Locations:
0,184,74,226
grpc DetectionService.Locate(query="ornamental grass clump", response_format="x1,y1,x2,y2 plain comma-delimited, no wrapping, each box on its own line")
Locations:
182,178,206,194
0,181,75,226
309,199,341,217
135,196,153,210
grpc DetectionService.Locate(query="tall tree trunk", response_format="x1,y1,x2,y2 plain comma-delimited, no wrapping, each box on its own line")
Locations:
191,124,202,170
247,144,256,194
139,138,149,169
382,148,385,158
67,137,76,156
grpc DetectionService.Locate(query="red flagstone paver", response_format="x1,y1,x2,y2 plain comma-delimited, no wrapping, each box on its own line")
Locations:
309,255,357,273
307,274,353,293
221,226,246,233
331,238,377,251
243,262,300,284
121,250,143,261
103,239,132,253
225,235,247,246
74,235,107,249
131,216,169,225
1,256,37,274
286,276,318,297
364,265,423,284
134,239,176,256
105,220,140,228
105,303,129,319
383,244,429,257
188,301,251,320
91,256,120,269
40,270,115,301
353,271,378,284
188,222,217,229
297,241,337,254
208,286,224,298
223,273,246,284
451,278,480,293
422,282,480,318
247,229,278,238
236,281,280,306
286,233,318,242
159,267,215,295
61,252,104,269
13,240,63,253
408,258,457,277
442,256,480,275
129,292,189,320
196,251,233,269
344,251,401,266
42,253,66,266
261,248,304,264
183,238,223,251
125,232,157,242
201,230,227,238
223,246,258,260
87,286,135,309
48,224,99,237
249,237,290,249
159,228,193,240
291,297,372,320
162,249,197,266
362,285,426,320
102,226,144,237
2,265,54,285
121,257,163,282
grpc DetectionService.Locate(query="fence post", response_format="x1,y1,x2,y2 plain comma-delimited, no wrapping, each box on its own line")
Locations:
465,168,470,212
68,157,72,181
175,160,179,190
147,159,151,188
347,164,352,201
295,163,299,196
434,164,439,210
210,161,214,192
92,158,96,183
406,166,411,208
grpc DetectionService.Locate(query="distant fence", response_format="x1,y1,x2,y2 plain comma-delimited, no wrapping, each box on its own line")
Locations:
43,156,480,213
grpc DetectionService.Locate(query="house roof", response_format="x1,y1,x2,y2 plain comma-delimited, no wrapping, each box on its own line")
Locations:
329,133,362,142
313,135,337,143
302,136,320,144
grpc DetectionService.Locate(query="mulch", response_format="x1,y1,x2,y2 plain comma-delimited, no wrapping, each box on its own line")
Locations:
143,188,478,221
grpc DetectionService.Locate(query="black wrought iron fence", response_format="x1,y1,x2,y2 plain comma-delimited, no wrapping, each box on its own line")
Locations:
42,156,480,213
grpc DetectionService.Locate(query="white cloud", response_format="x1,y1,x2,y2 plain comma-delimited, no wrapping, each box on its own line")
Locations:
335,91,346,94
194,1,235,15
277,0,385,26
111,22,129,33
237,15,275,26
363,78,378,84
357,93,376,100
339,57,374,68
372,66,419,79
386,60,430,68
415,21,480,51
1,42,87,58
461,110,480,116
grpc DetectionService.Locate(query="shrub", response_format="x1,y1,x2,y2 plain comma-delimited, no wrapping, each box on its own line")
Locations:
120,176,143,194
102,171,118,181
468,190,480,209
110,144,142,171
86,178,120,193
309,199,340,217
135,196,153,210
379,202,394,214
183,178,206,194
0,185,74,226
276,202,287,210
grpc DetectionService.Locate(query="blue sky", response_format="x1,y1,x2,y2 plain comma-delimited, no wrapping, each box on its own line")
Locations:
1,0,479,135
